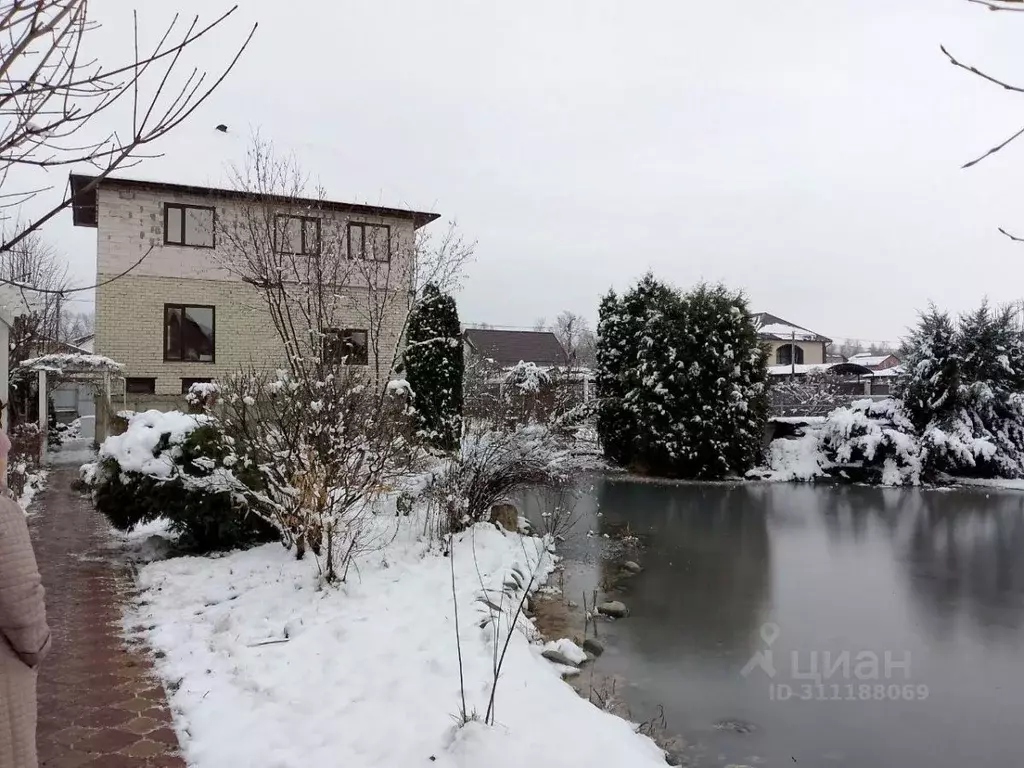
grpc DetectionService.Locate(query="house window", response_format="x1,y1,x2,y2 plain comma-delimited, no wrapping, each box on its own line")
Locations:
125,377,156,395
275,214,321,255
164,304,215,362
323,328,368,366
776,344,804,366
347,222,390,261
181,378,212,395
164,204,215,248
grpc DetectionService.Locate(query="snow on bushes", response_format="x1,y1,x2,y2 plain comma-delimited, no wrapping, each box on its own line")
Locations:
84,410,275,551
403,282,463,451
762,399,926,485
763,302,1024,485
596,275,768,479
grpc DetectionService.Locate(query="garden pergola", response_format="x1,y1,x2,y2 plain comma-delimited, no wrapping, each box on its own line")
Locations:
20,353,125,460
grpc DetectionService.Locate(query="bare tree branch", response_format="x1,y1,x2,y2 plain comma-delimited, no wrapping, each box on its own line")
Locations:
0,1,257,260
967,0,1024,10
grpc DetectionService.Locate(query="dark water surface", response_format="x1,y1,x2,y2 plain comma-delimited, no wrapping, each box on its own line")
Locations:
526,478,1024,767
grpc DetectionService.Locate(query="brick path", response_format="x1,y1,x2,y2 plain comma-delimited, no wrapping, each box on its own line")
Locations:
28,464,186,768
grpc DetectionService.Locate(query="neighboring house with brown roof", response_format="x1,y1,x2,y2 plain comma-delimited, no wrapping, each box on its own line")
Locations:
462,328,569,369
753,312,832,367
71,173,439,437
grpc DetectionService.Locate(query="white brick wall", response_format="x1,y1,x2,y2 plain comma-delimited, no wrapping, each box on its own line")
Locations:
93,182,419,396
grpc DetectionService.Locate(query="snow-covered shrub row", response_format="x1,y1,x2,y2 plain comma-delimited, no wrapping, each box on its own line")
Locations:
764,302,1024,485
762,399,925,485
83,410,275,551
596,275,769,479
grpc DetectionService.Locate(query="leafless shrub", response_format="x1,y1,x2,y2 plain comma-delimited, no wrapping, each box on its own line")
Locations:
211,367,415,583
424,422,571,538
769,370,845,417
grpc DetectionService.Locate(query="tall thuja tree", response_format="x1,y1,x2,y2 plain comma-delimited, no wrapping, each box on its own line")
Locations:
895,306,960,431
404,283,464,450
595,275,768,479
596,275,679,469
673,284,769,478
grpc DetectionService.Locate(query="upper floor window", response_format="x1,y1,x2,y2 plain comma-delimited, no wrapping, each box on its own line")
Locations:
347,222,390,262
165,204,215,248
165,304,215,362
275,214,321,255
776,344,804,366
323,328,368,366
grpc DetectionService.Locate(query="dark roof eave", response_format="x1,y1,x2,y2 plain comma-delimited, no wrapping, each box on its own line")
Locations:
68,173,441,229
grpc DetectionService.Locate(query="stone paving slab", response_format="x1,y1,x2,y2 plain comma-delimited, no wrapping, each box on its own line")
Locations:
28,466,186,768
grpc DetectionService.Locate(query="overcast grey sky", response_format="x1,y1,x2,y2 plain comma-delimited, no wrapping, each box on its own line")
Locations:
40,0,1024,344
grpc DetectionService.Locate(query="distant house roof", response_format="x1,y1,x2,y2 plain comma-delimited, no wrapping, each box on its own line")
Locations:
849,352,900,370
753,312,832,344
68,173,441,230
463,328,569,368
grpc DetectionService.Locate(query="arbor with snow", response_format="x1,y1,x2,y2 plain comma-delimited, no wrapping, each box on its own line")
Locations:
596,275,768,479
403,283,463,451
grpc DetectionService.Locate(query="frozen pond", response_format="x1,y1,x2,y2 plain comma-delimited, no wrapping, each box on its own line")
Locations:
526,477,1024,767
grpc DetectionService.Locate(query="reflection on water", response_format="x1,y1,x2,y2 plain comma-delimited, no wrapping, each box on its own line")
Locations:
533,477,1024,768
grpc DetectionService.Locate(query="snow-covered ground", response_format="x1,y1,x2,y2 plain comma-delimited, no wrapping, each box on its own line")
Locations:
955,477,1024,491
127,517,667,768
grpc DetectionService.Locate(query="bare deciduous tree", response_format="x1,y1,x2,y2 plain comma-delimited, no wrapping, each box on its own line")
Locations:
217,134,474,384
0,1,256,261
552,310,596,366
204,135,475,584
945,0,1024,239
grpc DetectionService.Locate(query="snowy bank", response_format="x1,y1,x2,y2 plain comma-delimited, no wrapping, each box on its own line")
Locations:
127,519,667,768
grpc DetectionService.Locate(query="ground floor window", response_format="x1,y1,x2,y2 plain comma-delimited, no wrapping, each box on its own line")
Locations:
126,377,156,395
164,304,215,362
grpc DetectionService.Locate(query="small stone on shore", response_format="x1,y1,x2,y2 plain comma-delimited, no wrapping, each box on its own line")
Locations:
622,561,643,574
542,648,581,667
582,637,605,656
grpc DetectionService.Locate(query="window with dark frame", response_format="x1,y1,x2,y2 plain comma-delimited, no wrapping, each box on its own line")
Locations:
347,222,390,261
181,378,213,395
275,214,321,255
164,304,215,362
125,377,156,395
164,204,215,248
776,344,804,366
323,328,369,366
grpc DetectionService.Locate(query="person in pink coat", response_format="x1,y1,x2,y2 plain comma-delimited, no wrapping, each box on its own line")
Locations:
0,427,51,768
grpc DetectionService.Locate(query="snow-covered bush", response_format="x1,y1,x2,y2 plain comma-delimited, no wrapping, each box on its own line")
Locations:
403,282,463,451
896,302,1024,479
85,410,276,551
596,276,768,479
185,381,220,412
763,399,925,485
425,422,570,536
7,423,43,500
214,367,416,582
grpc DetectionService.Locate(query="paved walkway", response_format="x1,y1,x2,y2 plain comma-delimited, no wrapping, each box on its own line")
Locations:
28,463,186,768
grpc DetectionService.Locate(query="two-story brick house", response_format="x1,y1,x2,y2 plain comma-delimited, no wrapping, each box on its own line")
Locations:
70,174,439,428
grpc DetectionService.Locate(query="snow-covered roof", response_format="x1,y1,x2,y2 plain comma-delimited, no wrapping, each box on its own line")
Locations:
767,364,833,376
849,353,895,367
869,365,904,378
767,362,875,377
753,312,831,343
